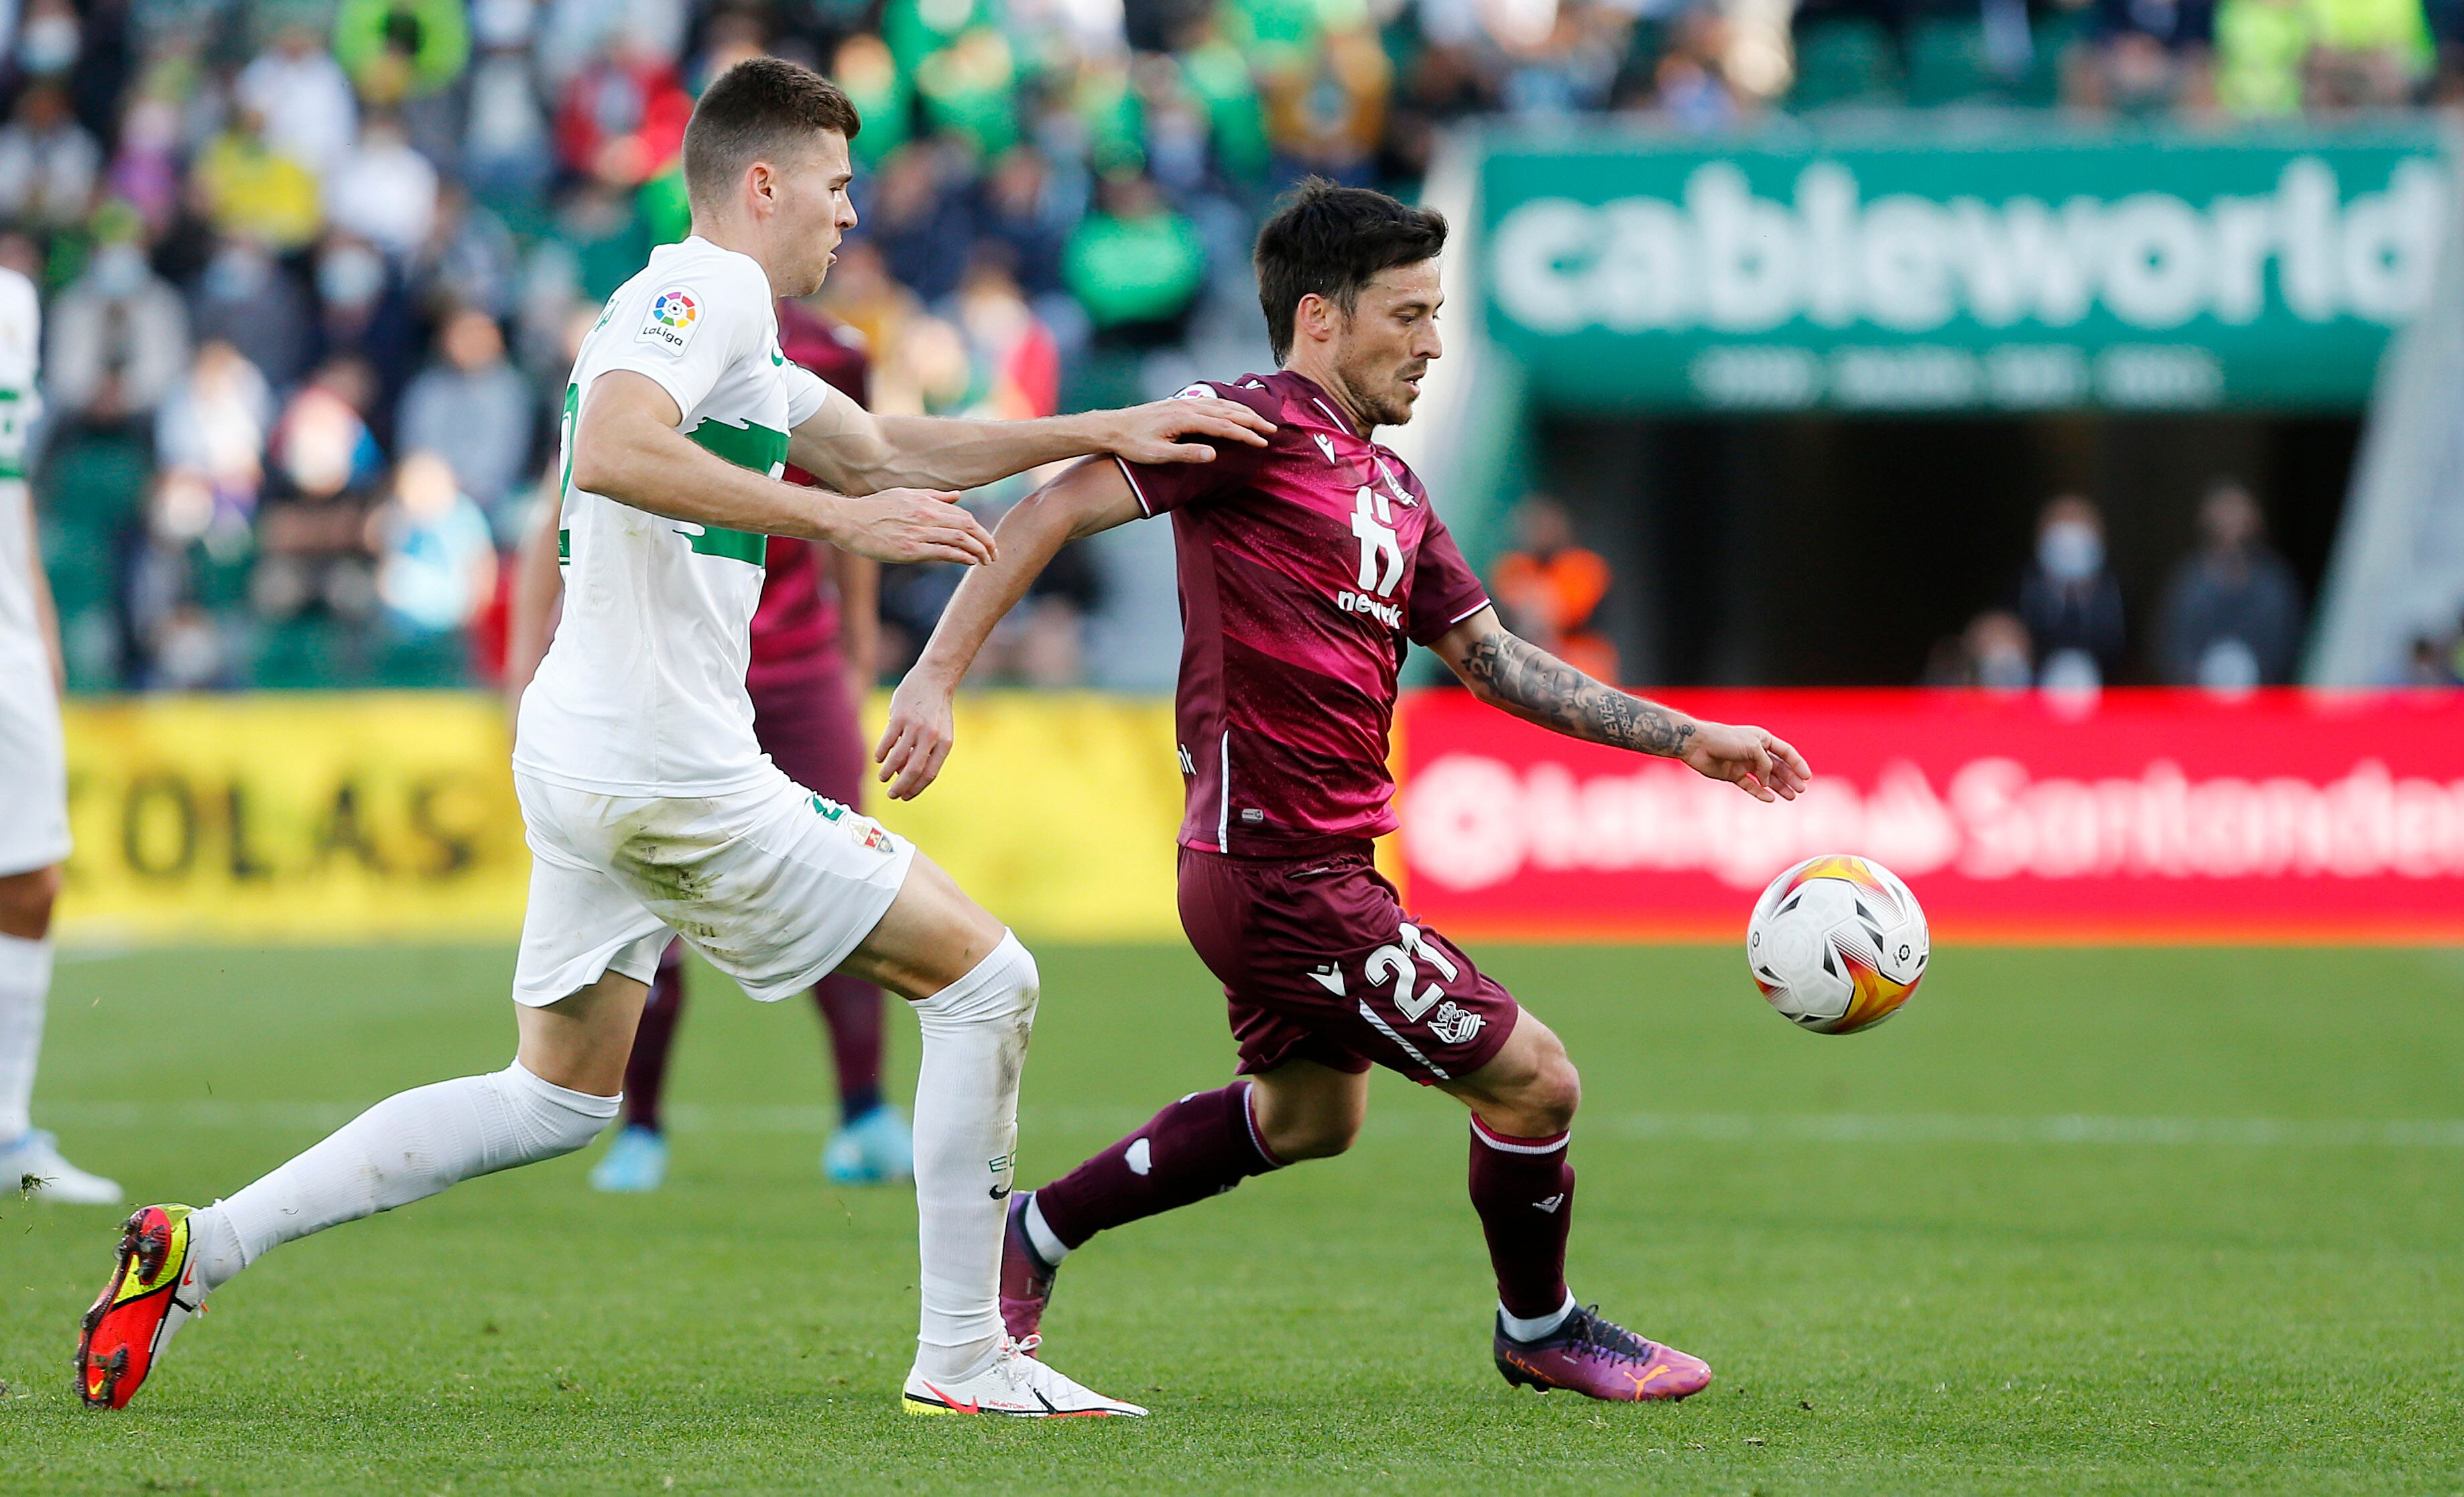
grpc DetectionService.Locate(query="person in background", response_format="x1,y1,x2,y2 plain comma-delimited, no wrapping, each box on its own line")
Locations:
0,255,122,1203
0,81,104,232
188,237,314,391
371,450,496,640
2399,632,2459,686
2156,480,2304,690
45,222,189,432
397,307,534,522
1490,495,1617,686
233,21,358,180
2018,493,2126,690
194,104,324,255
252,360,385,628
503,301,912,1193
1967,610,2036,691
1063,169,1207,351
324,111,442,262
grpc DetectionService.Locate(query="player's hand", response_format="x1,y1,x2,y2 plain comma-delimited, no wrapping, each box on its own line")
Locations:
875,674,958,800
1105,397,1275,464
833,489,997,566
1680,721,1812,803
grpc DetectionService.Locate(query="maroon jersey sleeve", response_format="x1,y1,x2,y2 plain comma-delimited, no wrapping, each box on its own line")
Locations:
1113,381,1277,517
1406,512,1492,645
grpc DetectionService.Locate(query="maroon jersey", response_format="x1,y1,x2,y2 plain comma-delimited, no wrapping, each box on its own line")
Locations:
1117,371,1490,856
748,303,871,694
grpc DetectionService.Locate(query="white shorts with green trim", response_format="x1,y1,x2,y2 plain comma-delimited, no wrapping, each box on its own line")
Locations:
511,766,916,1007
0,656,69,877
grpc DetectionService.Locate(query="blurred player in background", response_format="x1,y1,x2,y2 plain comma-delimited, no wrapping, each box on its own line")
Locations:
77,58,1276,1419
0,263,119,1206
507,296,914,1193
879,180,1810,1404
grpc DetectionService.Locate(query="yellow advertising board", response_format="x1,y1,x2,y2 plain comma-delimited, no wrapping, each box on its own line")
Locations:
56,692,1184,946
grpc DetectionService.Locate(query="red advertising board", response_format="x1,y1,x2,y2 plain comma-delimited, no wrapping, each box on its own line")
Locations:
1394,688,2464,943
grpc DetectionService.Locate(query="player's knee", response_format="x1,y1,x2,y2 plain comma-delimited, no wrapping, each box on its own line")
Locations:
499,1061,622,1159
1253,1078,1365,1162
1524,1054,1581,1134
0,864,61,940
1274,1112,1361,1161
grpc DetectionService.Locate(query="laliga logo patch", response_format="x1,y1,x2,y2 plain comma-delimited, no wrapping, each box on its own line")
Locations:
637,289,700,351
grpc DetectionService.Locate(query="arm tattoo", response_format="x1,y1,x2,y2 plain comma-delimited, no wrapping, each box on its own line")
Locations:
1455,626,1696,756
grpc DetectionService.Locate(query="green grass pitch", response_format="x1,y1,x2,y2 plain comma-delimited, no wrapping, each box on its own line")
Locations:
7,941,2464,1494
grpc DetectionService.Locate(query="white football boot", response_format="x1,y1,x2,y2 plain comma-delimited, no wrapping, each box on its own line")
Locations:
3,1129,123,1204
902,1336,1149,1417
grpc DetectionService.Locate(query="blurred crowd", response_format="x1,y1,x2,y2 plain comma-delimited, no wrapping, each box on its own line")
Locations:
1922,480,2373,694
1795,0,2464,114
7,0,2462,692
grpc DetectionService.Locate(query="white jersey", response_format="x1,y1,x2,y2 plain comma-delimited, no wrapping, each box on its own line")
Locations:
0,265,68,877
515,237,831,796
0,267,44,675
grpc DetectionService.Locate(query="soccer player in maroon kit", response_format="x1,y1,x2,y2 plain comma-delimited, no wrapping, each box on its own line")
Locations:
875,181,1811,1403
507,299,912,1191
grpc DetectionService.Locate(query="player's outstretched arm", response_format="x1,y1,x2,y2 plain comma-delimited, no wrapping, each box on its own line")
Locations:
787,383,1273,497
1432,606,1812,803
874,458,1145,800
572,371,995,566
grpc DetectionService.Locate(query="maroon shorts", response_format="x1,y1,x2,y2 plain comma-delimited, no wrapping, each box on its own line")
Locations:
749,661,865,808
1177,844,1520,1086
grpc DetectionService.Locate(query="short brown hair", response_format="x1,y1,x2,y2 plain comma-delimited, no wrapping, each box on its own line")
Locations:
682,58,862,209
1253,178,1447,364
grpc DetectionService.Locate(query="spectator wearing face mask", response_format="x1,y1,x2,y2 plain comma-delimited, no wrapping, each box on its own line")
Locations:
310,233,419,426
196,105,324,254
235,24,360,180
2156,480,2305,691
397,308,533,520
45,228,189,430
0,82,103,232
2017,494,2127,690
324,113,441,261
190,238,315,391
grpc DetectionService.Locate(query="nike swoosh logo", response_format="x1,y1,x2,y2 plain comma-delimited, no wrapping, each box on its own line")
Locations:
989,1183,1011,1199
770,350,785,365
918,1380,978,1414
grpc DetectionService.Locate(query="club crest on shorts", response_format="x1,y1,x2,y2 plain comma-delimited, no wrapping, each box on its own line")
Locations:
1428,1000,1485,1047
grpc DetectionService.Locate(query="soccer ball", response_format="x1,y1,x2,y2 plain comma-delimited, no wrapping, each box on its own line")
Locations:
1745,854,1928,1035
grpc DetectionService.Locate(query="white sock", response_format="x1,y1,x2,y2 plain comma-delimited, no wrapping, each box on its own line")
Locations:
193,1061,618,1292
908,932,1039,1381
0,931,53,1145
1021,1193,1070,1266
1499,1291,1579,1342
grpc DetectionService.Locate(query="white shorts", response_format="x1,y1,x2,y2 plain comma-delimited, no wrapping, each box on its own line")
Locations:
0,661,69,877
511,767,917,1008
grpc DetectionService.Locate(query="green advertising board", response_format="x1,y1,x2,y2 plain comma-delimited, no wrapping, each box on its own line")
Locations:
1477,123,2455,412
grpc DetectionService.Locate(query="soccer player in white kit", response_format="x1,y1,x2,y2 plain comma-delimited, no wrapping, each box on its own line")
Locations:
76,58,1274,1417
0,263,121,1207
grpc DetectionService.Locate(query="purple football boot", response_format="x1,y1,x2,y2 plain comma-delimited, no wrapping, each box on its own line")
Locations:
1494,1304,1713,1402
1000,1192,1059,1354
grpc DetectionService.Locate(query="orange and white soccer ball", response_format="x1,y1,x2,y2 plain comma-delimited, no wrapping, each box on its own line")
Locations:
1745,854,1928,1035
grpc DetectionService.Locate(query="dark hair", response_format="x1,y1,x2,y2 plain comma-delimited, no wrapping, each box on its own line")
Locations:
1253,178,1448,364
682,58,862,209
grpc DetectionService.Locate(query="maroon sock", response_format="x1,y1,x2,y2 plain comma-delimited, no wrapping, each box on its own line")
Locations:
1030,1082,1284,1250
810,974,885,1123
1468,1116,1575,1321
621,942,688,1132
